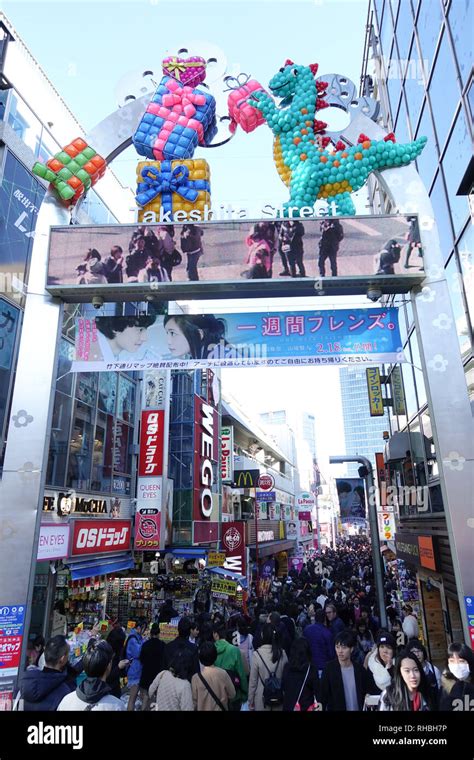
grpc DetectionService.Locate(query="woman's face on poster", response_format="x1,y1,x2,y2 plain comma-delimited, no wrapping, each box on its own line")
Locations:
165,318,191,356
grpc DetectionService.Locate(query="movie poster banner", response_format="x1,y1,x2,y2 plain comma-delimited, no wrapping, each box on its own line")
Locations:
72,308,404,372
336,478,367,523
46,215,422,288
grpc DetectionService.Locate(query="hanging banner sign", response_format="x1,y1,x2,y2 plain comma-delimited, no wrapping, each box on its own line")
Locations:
135,510,161,551
336,478,366,521
366,367,384,416
37,524,70,561
71,309,404,372
222,521,246,576
297,492,315,509
256,490,276,502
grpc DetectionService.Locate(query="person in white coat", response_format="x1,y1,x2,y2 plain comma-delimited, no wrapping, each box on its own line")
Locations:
57,639,125,711
401,605,419,639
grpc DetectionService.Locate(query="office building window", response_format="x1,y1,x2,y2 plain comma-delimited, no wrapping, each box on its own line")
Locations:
386,42,402,120
429,170,454,260
394,94,411,143
47,391,73,488
91,411,113,492
428,29,460,151
441,107,471,235
447,0,473,86
414,99,438,188
0,299,20,445
401,344,418,420
457,223,474,324
113,419,132,476
394,2,413,63
404,37,426,128
468,79,474,123
416,0,443,74
117,375,135,424
68,401,94,491
75,373,98,408
408,329,427,409
380,4,395,57
445,252,472,359
98,373,117,415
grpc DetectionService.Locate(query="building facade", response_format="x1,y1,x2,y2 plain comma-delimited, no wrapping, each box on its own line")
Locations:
360,0,473,653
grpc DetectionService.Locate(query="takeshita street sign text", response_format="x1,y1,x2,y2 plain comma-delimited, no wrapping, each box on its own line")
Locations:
45,215,425,303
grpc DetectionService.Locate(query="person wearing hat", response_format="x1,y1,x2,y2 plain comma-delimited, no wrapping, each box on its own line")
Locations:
364,632,396,694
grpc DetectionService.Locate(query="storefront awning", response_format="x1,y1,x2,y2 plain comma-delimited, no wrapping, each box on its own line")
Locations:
166,547,209,559
248,539,295,557
67,553,135,580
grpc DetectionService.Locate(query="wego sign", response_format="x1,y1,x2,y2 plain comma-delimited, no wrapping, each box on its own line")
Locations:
193,396,219,521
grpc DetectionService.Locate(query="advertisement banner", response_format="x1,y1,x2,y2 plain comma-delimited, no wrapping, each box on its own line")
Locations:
71,308,405,372
377,511,396,541
297,492,315,509
222,521,246,576
366,367,384,416
193,395,219,522
139,410,165,477
257,474,275,491
70,519,132,556
43,491,131,521
221,426,234,482
47,215,423,290
211,578,237,597
336,478,366,522
0,604,25,678
37,524,70,561
286,521,298,539
142,369,167,410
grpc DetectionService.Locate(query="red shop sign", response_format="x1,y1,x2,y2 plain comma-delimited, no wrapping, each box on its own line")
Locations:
70,519,131,556
139,410,165,477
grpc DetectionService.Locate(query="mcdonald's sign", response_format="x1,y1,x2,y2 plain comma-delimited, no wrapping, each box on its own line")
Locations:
232,469,260,488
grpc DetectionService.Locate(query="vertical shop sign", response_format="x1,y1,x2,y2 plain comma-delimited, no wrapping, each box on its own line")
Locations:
193,395,219,522
221,426,233,482
139,410,164,477
135,477,162,550
222,521,246,576
390,366,406,416
366,367,384,416
0,604,25,678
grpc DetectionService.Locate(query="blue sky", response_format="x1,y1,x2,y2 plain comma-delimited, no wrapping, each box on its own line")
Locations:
4,0,371,472
5,0,370,202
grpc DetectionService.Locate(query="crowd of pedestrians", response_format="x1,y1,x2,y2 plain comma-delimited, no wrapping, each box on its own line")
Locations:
18,537,473,712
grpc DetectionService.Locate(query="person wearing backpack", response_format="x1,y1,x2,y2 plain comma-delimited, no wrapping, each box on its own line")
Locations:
248,622,288,711
213,622,248,711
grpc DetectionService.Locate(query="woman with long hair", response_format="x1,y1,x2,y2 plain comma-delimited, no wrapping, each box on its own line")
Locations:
164,314,231,359
379,650,434,711
282,637,319,711
248,622,288,711
440,642,474,711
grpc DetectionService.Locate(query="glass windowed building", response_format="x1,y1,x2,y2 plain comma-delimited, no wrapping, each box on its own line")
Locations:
360,0,472,653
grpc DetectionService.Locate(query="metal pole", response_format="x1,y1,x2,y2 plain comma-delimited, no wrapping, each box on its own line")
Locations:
254,495,259,597
329,455,388,630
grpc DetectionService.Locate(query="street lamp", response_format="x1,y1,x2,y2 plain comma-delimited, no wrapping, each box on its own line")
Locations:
329,455,388,630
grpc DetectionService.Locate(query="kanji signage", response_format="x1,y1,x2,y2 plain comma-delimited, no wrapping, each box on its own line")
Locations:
70,519,131,556
72,309,405,372
139,410,165,477
366,367,384,416
222,521,246,576
211,578,237,597
207,552,226,567
391,365,406,416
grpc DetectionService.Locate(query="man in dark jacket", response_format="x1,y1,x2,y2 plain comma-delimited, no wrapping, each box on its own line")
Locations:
318,219,344,276
164,617,199,677
22,635,75,711
320,631,374,711
325,603,346,644
304,609,335,675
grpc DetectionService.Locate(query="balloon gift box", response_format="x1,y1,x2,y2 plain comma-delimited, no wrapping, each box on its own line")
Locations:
135,159,211,222
161,55,207,88
32,138,106,205
226,76,267,133
133,76,217,162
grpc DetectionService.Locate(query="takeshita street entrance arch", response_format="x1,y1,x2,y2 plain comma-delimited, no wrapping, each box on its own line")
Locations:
0,61,472,681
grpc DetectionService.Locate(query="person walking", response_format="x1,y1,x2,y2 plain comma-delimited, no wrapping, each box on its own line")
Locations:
303,608,335,676
364,632,395,694
440,642,474,711
139,623,166,710
248,623,288,712
124,618,147,711
164,618,199,677
21,636,75,711
325,603,346,644
213,622,248,710
401,605,419,639
282,638,320,711
105,627,129,699
320,631,373,711
57,640,125,711
406,638,441,708
180,224,204,281
379,650,433,711
148,650,194,711
278,221,305,277
191,642,236,711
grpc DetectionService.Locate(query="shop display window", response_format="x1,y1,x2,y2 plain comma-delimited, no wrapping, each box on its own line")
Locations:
98,372,117,415
67,401,94,490
118,375,135,423
91,411,114,492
